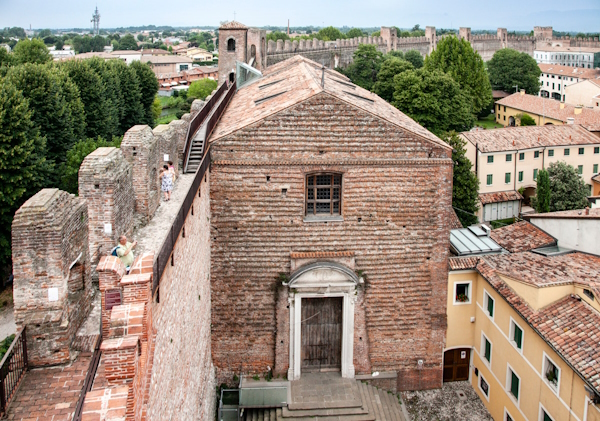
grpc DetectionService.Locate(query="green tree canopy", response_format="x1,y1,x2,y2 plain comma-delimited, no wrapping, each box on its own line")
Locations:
316,26,345,41
519,113,536,126
340,44,384,91
386,51,404,60
131,61,160,126
346,28,365,38
188,78,218,100
119,34,138,50
12,38,52,64
151,97,162,123
392,68,475,136
532,169,550,213
442,132,480,226
546,161,589,212
424,36,492,115
0,78,48,269
266,31,290,42
372,58,414,102
0,48,14,69
108,60,144,134
404,50,424,69
487,48,541,95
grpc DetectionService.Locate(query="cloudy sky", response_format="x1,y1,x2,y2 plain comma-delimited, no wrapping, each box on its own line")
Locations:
1,0,599,32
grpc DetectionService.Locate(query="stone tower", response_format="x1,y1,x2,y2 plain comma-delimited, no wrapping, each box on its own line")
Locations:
218,21,249,85
425,26,437,54
380,26,397,53
534,26,553,40
459,27,472,42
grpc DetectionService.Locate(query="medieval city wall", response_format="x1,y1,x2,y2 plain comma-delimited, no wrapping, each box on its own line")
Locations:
209,93,453,390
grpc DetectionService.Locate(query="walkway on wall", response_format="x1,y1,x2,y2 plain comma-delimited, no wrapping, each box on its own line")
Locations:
243,373,407,421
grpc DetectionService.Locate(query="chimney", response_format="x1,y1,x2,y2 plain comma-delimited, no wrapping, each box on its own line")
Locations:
567,117,575,124
574,105,582,115
585,207,590,215
560,102,565,109
520,89,525,96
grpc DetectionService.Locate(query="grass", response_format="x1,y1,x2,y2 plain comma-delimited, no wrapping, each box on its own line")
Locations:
158,96,172,108
156,114,178,125
475,114,503,130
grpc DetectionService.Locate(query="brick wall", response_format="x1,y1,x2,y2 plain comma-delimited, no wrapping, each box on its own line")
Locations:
121,126,160,225
146,171,215,420
79,147,134,265
218,28,247,84
168,119,189,168
153,125,179,178
210,93,453,390
12,189,93,366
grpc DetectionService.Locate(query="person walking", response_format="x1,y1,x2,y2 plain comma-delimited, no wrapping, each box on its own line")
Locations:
160,164,173,201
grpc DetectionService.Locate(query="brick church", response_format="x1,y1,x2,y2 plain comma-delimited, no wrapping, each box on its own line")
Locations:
210,22,454,390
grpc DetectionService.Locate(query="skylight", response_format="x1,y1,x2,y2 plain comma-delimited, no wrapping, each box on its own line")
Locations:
343,91,374,103
254,91,287,105
258,79,284,90
333,79,356,89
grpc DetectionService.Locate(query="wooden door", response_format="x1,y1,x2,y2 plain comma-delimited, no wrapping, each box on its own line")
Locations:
443,348,471,382
301,297,342,371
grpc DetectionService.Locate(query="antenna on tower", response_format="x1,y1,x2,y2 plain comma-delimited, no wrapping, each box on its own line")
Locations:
91,6,100,36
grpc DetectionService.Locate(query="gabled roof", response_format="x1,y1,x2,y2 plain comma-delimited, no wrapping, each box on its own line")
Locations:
489,221,556,253
209,55,449,149
479,191,523,205
219,21,248,30
449,209,463,230
538,63,600,80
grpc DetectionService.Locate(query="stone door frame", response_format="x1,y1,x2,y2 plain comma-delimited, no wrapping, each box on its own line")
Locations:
286,262,360,380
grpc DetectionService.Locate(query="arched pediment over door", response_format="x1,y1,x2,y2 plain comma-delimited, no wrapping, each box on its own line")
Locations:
288,262,361,290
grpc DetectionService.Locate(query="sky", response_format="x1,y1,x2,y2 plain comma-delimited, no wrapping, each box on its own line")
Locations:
1,0,599,32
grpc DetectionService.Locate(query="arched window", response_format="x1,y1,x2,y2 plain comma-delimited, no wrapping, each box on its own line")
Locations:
306,173,342,215
250,44,256,58
227,38,236,52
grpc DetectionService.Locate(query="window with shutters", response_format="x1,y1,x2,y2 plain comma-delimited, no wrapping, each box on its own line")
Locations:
484,290,494,319
478,373,490,401
564,148,570,156
518,171,523,182
506,365,520,404
506,154,512,162
534,151,540,159
510,318,524,353
548,149,554,157
543,353,560,393
533,168,539,181
540,406,555,421
579,147,585,155
505,173,511,184
487,174,493,186
305,173,342,217
505,409,514,421
487,155,494,164
481,332,492,366
519,152,525,160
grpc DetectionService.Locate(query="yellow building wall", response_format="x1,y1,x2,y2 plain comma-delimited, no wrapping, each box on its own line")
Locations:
495,104,564,127
447,271,600,421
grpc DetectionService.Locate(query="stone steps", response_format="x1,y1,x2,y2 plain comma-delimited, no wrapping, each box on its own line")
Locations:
242,380,406,421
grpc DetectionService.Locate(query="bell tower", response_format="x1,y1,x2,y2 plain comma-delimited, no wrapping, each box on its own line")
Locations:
218,21,248,85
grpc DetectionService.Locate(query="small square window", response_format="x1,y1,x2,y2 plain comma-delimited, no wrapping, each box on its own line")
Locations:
548,149,554,157
507,366,520,403
505,173,511,183
577,165,583,175
506,154,512,162
487,155,494,163
454,282,471,305
484,291,494,319
519,152,525,160
510,319,523,351
518,171,523,182
533,168,538,181
479,373,490,400
543,354,560,393
534,151,540,158
564,148,570,156
487,174,493,186
579,147,585,155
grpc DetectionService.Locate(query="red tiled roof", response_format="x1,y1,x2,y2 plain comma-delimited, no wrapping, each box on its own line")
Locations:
219,20,248,30
495,93,600,130
479,191,523,205
448,256,478,271
461,124,600,154
449,209,463,230
492,90,510,99
489,220,556,253
525,207,600,220
538,63,600,80
290,251,354,259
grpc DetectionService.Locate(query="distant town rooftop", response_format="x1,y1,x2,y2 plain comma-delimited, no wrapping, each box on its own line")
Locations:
524,207,600,220
141,55,194,64
538,63,600,80
460,124,600,153
534,45,600,53
489,220,556,253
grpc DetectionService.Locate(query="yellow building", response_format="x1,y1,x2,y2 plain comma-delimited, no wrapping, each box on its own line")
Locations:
186,47,214,62
447,221,600,421
495,91,600,128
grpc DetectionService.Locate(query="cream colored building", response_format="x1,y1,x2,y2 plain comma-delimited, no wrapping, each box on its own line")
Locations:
186,47,213,62
447,222,600,421
461,125,600,219
538,63,600,101
565,80,600,108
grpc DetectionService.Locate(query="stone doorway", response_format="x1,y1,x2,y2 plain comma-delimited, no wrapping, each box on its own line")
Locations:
301,297,342,372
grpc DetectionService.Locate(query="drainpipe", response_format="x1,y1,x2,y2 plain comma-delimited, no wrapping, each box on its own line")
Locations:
513,150,518,191
475,143,479,178
542,146,546,170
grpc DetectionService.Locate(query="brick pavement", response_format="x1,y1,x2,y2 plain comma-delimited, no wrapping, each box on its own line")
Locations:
6,355,91,421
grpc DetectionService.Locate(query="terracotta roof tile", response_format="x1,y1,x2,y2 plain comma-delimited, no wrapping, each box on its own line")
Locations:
479,191,523,205
461,124,600,154
219,21,248,30
290,251,354,259
525,207,600,220
489,221,556,253
538,63,600,80
495,93,600,129
449,209,463,230
448,256,478,270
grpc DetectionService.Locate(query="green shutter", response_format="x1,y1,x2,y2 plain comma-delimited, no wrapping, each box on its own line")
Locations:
594,164,598,173
544,412,553,421
505,173,511,183
533,169,538,180
487,155,494,163
518,171,523,182
510,372,519,399
487,295,494,317
484,339,491,362
578,165,583,174
514,325,522,349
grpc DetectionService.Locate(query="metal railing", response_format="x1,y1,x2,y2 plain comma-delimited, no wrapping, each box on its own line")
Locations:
73,330,103,421
182,81,229,172
0,327,28,416
205,79,236,142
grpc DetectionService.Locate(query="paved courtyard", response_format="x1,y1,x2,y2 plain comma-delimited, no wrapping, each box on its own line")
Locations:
402,381,492,421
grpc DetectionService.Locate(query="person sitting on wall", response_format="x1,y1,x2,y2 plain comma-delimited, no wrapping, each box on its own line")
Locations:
115,235,137,271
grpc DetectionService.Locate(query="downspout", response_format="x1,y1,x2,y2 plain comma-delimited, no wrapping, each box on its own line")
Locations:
513,150,518,191
475,143,479,177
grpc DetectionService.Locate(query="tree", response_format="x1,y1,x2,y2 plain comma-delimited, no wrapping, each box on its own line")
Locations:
442,133,479,226
12,38,51,64
137,34,146,42
87,57,121,137
0,48,14,68
532,169,550,213
392,69,475,136
340,44,383,91
188,78,218,100
37,29,52,38
119,34,138,50
546,161,589,212
519,113,536,126
346,28,365,38
404,50,424,69
266,31,290,42
131,61,159,126
152,97,162,123
487,48,541,95
90,35,107,52
60,136,121,194
316,26,344,41
424,36,492,115
372,58,414,102
386,51,404,60
0,79,48,270
109,60,144,134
